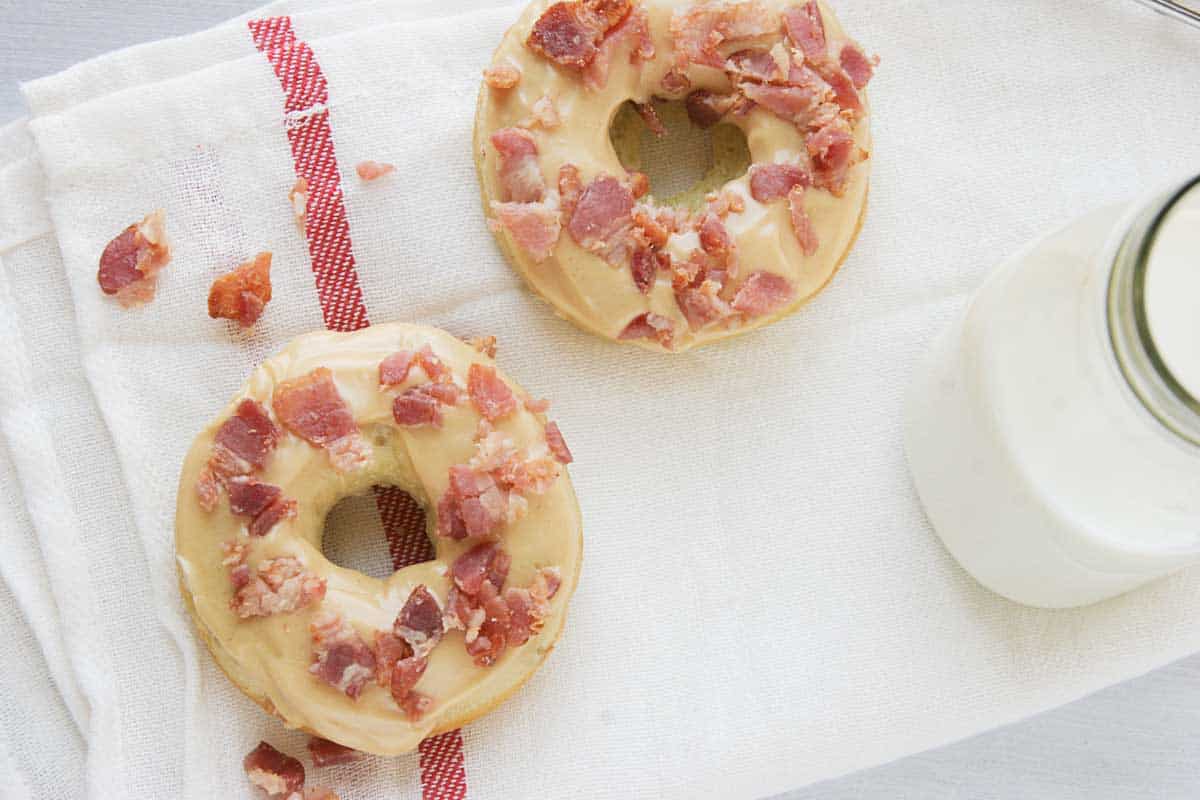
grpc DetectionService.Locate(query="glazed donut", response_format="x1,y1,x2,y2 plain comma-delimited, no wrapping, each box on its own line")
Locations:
476,0,876,352
175,323,582,755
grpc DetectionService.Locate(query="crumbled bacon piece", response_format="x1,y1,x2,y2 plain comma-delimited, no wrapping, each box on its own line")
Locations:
739,81,824,125
697,212,733,259
685,89,737,129
196,468,221,511
244,741,304,798
438,467,508,540
465,581,511,667
526,0,632,70
544,421,573,464
558,164,584,218
231,556,325,619
490,127,545,203
660,68,691,94
670,0,778,69
395,585,445,654
416,345,452,383
807,119,860,196
749,162,811,203
309,613,376,700
618,312,674,346
379,350,417,386
783,1,826,60
273,368,369,472
584,5,653,90
726,47,788,83
249,496,297,537
290,178,309,230
208,251,273,328
356,161,395,181
469,335,498,358
676,281,733,330
451,542,511,596
839,43,877,89
787,184,819,255
373,630,432,720
97,209,171,307
483,64,522,89
732,271,795,316
467,364,517,422
392,386,444,427
630,247,659,294
490,201,562,262
505,570,561,648
214,398,281,473
567,174,635,264
225,477,282,518
307,737,362,768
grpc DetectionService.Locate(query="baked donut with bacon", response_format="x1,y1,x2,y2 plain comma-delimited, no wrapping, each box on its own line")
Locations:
476,0,876,351
175,323,581,754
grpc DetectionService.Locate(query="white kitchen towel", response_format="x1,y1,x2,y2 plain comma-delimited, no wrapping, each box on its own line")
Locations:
10,1,1200,799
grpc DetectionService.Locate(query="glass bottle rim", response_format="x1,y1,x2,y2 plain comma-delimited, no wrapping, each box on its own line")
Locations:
1107,173,1200,447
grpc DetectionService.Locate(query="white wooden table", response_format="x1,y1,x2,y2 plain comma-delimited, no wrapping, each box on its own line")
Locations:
2,2,1198,797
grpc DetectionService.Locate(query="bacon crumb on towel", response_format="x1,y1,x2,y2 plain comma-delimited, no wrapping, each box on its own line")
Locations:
208,251,273,328
289,178,309,230
483,64,522,89
307,737,362,768
273,368,370,472
244,741,305,797
355,161,395,181
310,612,377,700
97,209,170,307
230,555,325,618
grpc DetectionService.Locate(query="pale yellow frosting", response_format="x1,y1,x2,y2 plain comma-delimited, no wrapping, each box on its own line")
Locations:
475,0,871,351
175,323,582,755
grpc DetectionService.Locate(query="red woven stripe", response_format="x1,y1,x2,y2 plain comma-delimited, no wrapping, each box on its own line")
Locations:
250,17,466,799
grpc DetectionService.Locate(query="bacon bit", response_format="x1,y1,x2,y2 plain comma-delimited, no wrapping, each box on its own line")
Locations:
307,737,362,768
670,0,779,69
468,364,517,422
584,5,653,91
465,581,511,667
244,741,304,798
630,247,658,294
196,468,221,511
807,119,860,196
379,350,417,386
249,497,297,537
523,395,551,413
231,556,325,618
208,251,273,328
451,542,511,596
839,43,877,89
438,467,507,540
544,421,573,464
416,345,452,383
225,477,282,518
810,56,861,112
698,212,733,259
97,209,171,307
394,585,445,654
483,64,522,89
732,271,795,316
290,178,309,230
355,160,395,181
787,184,820,255
505,569,560,647
373,630,432,719
309,613,376,700
558,164,584,218
525,94,563,130
660,68,691,94
706,189,745,216
526,0,632,70
618,312,674,346
215,398,281,472
567,175,635,264
726,48,787,83
685,90,736,129
490,128,545,204
676,281,733,330
783,1,826,60
749,162,812,203
489,200,562,262
469,335,498,358
628,171,651,199
393,386,444,427
273,368,369,472
739,80,824,124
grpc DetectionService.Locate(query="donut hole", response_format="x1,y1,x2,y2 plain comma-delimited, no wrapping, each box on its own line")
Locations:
609,98,751,210
321,487,430,580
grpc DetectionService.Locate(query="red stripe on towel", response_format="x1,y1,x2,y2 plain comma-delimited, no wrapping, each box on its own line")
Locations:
249,16,468,799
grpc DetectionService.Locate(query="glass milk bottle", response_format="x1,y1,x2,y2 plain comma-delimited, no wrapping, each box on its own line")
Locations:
905,176,1200,608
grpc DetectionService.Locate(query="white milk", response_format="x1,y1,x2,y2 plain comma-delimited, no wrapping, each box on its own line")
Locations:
1146,191,1200,399
905,182,1200,608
